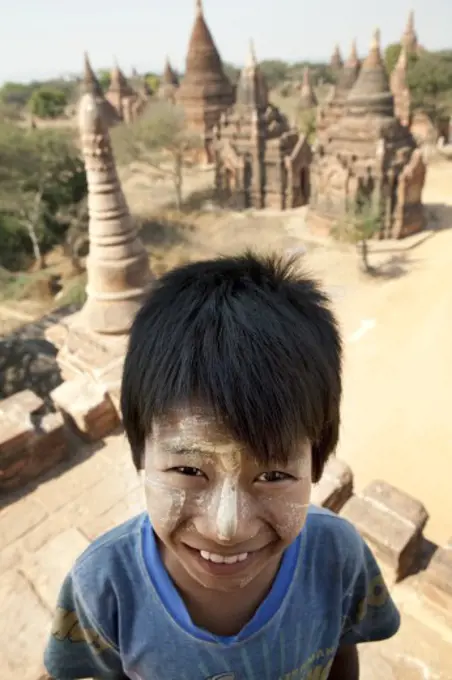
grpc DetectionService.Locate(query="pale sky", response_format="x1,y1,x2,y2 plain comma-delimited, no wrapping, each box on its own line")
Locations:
1,0,451,84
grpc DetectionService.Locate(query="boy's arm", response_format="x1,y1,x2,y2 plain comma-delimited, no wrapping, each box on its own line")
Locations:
328,644,359,680
339,540,400,646
44,571,126,680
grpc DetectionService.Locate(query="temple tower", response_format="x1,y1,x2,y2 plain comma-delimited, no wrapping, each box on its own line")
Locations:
214,43,312,210
401,10,418,55
81,53,120,126
298,67,318,109
158,58,180,102
309,29,426,240
105,62,146,122
177,0,234,161
330,44,343,72
78,92,151,334
317,40,360,141
390,46,411,126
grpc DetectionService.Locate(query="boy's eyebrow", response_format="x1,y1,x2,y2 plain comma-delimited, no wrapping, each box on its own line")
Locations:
161,443,214,456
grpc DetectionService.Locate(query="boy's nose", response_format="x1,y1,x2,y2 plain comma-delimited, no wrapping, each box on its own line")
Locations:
194,481,259,545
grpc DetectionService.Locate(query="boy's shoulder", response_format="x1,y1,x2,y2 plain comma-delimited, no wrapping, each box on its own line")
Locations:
304,504,368,569
71,512,147,587
306,503,362,542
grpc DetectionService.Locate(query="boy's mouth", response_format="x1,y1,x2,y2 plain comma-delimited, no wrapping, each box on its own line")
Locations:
183,544,266,578
199,550,249,564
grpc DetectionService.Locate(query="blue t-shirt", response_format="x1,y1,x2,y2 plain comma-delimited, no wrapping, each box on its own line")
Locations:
44,506,400,680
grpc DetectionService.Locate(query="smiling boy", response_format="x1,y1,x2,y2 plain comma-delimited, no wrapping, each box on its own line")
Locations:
44,253,400,680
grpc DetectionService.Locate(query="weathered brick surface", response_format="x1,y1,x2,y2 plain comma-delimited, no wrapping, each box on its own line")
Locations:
22,528,90,610
0,389,44,420
311,457,353,512
341,480,428,583
83,487,145,541
0,497,48,549
421,537,452,622
0,391,71,491
0,570,52,680
32,446,113,513
51,378,119,441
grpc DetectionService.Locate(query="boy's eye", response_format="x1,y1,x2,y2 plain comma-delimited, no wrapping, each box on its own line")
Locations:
172,466,204,477
257,471,292,483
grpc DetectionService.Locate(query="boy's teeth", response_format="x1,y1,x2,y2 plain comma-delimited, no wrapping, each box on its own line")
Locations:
200,550,248,564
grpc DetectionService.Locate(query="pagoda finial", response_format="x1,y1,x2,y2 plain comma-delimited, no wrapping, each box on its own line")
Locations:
370,28,381,50
247,39,257,67
196,0,203,14
407,9,414,31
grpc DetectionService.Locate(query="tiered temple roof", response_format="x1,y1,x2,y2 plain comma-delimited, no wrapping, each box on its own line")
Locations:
235,41,269,111
298,67,318,109
81,53,120,126
316,41,361,141
177,0,234,160
390,46,410,126
401,10,418,54
158,58,180,102
345,30,394,118
214,44,312,210
309,29,426,240
330,44,343,71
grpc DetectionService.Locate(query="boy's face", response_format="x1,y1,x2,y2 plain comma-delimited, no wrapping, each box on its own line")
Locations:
144,408,311,593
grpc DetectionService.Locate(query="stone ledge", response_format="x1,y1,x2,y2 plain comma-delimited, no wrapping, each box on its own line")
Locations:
51,378,120,442
341,480,429,584
420,537,452,624
0,391,71,492
311,457,353,512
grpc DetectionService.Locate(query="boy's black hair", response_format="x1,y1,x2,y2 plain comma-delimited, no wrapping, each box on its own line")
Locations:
121,252,342,483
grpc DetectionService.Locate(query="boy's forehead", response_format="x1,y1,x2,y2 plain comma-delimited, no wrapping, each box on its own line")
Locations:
152,409,239,448
150,408,311,462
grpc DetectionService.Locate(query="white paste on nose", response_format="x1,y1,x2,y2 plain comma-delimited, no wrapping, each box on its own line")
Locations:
215,477,239,540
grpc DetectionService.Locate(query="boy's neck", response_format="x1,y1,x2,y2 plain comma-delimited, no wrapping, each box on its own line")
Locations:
162,546,282,637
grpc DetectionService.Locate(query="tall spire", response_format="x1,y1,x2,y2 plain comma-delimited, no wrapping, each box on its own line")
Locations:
247,39,257,67
236,41,268,111
77,93,151,334
346,28,394,118
402,10,418,54
82,52,104,98
196,0,202,14
331,44,343,70
299,66,317,108
347,39,359,68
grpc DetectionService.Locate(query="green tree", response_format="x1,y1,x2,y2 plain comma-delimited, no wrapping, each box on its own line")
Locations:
28,86,68,119
97,69,111,92
259,60,289,88
145,73,161,92
333,204,382,273
407,51,452,116
0,81,37,109
0,124,86,269
111,101,202,210
384,43,403,75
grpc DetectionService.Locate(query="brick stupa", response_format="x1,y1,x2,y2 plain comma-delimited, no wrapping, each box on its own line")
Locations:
214,42,312,210
82,53,120,126
158,57,180,103
317,40,360,142
390,46,410,127
47,93,152,397
298,67,318,109
309,30,426,240
105,61,148,122
177,0,234,161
